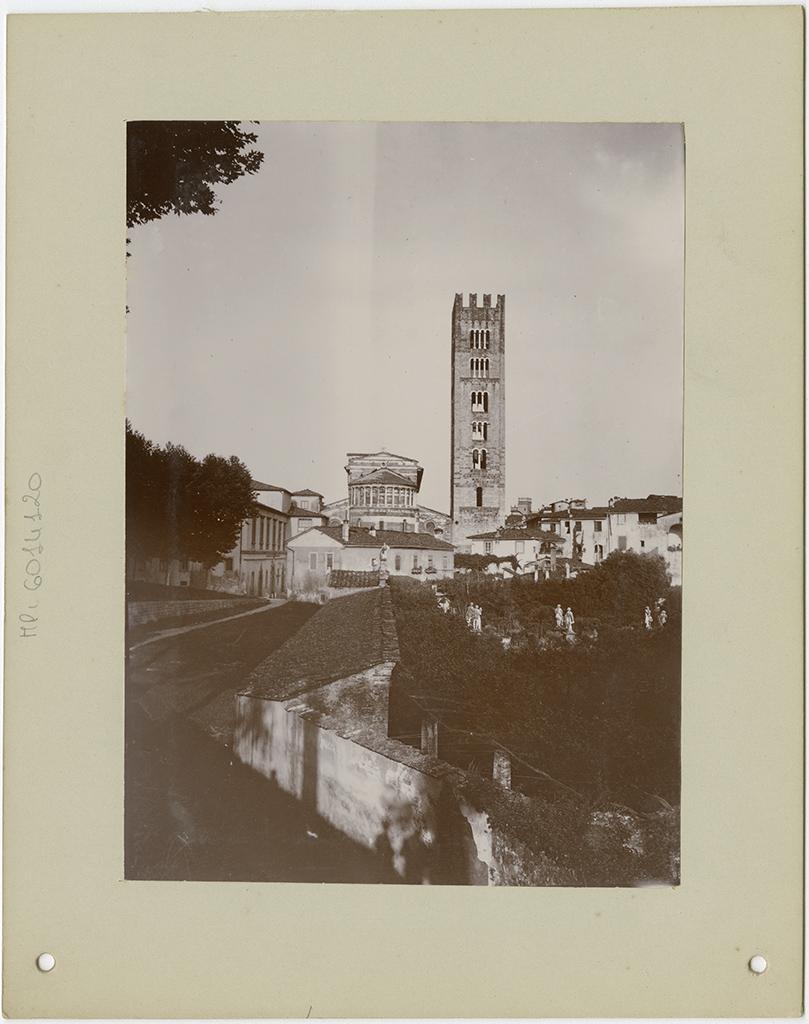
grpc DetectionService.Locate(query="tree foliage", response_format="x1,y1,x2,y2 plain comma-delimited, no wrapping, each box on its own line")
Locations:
127,121,264,228
389,575,681,810
126,422,257,567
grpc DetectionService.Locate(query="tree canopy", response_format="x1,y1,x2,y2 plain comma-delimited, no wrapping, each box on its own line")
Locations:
126,422,258,567
127,121,264,228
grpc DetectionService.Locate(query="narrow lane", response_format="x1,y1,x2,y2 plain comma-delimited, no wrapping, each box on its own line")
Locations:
125,602,398,883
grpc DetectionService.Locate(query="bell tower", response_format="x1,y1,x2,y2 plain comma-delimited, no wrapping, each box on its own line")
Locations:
450,292,506,550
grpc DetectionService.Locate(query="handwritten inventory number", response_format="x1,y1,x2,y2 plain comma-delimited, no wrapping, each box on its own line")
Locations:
20,473,42,637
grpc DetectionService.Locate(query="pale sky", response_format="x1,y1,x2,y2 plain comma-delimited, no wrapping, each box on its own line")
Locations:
126,121,684,513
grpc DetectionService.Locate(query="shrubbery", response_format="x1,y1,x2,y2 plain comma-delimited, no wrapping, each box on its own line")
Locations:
389,565,681,811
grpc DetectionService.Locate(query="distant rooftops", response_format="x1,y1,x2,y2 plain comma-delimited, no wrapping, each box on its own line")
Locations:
467,526,564,542
293,526,454,551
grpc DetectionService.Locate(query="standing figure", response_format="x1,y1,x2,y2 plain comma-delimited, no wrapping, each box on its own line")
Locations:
644,606,653,629
555,604,564,629
473,604,483,632
658,607,667,627
564,607,575,634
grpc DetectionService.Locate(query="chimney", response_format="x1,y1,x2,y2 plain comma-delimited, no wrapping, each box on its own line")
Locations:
341,520,349,543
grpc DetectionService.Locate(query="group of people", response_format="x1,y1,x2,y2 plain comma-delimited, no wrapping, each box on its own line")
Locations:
554,604,576,635
465,603,483,632
645,601,668,629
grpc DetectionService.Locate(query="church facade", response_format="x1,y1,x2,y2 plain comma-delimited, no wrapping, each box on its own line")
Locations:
323,450,452,538
450,292,507,551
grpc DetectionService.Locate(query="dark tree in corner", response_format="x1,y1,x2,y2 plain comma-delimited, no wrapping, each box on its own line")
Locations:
126,121,264,228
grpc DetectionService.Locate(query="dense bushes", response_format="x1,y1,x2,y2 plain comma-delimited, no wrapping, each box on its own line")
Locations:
445,550,673,632
389,570,680,811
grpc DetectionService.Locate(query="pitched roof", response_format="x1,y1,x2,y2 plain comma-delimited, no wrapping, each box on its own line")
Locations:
254,501,288,516
240,588,399,701
346,450,419,464
467,527,565,542
292,489,324,498
528,507,611,522
251,480,290,493
288,503,327,518
317,526,455,551
609,495,683,514
349,468,415,487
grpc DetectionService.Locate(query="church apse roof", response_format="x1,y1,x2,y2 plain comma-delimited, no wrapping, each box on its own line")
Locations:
348,468,415,488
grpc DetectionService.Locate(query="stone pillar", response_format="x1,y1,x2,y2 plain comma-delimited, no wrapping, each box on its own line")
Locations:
421,719,439,757
493,750,511,789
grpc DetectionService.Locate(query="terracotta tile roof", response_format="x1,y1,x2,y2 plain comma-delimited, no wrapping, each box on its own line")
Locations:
349,468,415,487
529,507,611,522
317,526,455,552
467,527,564,542
328,569,380,589
251,480,290,492
240,588,399,701
288,504,327,518
292,489,323,497
608,495,683,514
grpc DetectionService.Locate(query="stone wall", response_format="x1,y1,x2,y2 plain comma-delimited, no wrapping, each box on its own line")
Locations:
128,598,260,629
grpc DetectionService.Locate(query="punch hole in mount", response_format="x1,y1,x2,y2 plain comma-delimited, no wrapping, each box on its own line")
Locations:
749,955,768,974
36,953,55,972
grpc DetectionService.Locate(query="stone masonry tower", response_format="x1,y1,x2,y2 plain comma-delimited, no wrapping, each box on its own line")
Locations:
450,292,506,550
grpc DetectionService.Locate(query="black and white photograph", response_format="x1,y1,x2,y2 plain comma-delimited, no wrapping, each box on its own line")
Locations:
125,120,684,886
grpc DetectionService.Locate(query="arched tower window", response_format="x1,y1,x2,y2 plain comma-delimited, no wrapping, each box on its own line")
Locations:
480,449,488,470
476,486,483,507
485,329,490,348
472,449,480,469
483,392,489,412
483,358,489,376
483,422,488,441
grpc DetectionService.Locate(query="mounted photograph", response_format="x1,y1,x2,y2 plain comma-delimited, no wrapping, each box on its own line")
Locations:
125,120,684,885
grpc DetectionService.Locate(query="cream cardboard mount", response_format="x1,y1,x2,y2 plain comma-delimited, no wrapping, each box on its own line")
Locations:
4,7,804,1019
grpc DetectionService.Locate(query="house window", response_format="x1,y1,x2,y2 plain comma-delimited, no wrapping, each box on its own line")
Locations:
617,536,627,551
427,555,434,568
299,500,309,510
594,545,603,563
516,541,524,554
617,513,626,525
412,554,419,569
484,541,492,554
640,540,645,548
443,556,449,569
309,552,318,570
299,518,312,530
251,518,256,546
224,557,233,571
326,552,334,568
574,521,582,533
395,555,401,571
565,521,571,534
594,521,602,532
